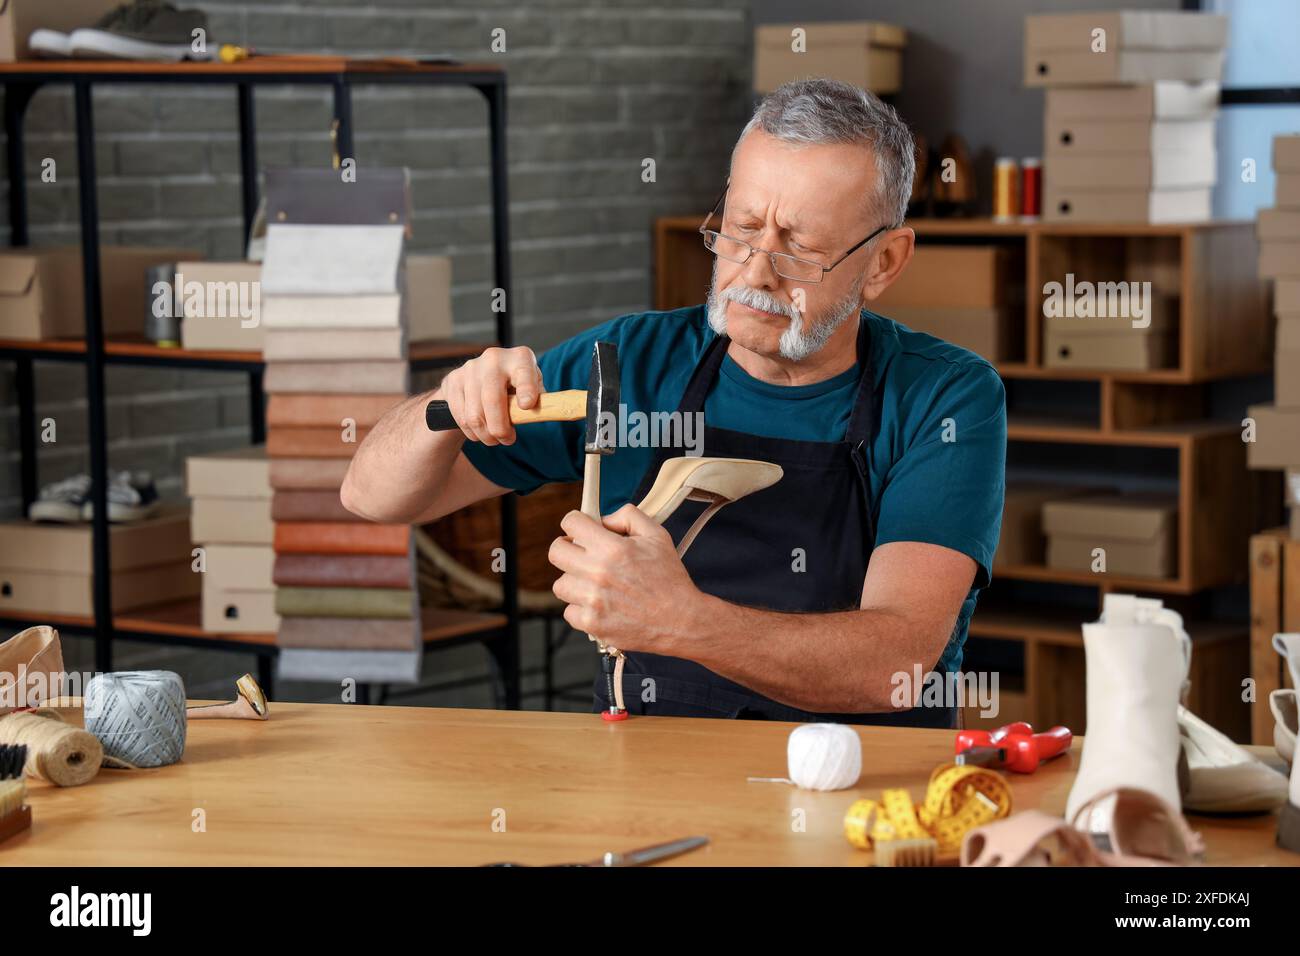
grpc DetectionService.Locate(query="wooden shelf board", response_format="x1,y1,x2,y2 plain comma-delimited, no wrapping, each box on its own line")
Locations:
993,562,1193,594
0,58,502,77
1007,417,1240,447
0,335,491,364
972,604,1248,647
3,600,505,648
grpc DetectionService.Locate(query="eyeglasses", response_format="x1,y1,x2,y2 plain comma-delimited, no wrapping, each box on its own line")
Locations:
698,182,889,284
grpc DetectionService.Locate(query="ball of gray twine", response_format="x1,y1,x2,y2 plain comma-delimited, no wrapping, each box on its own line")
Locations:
84,671,187,769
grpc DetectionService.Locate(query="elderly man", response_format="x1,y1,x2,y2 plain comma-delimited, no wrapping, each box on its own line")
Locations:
342,78,1006,727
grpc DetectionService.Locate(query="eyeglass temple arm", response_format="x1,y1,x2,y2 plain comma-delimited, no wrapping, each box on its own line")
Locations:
699,181,729,232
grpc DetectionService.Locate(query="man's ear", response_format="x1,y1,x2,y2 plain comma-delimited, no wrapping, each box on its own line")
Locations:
860,227,915,305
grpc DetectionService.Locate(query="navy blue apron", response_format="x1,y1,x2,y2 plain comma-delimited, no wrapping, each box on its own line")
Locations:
592,316,956,728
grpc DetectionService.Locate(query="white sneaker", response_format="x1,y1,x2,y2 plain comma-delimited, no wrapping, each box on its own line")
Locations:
28,29,73,58
28,474,93,523
80,471,160,523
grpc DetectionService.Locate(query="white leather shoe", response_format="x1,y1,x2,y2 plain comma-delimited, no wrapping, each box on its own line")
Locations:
1275,634,1300,852
1067,594,1190,835
1272,689,1297,767
1178,705,1289,813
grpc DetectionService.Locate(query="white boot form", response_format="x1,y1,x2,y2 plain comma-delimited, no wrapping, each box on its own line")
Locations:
1067,595,1190,834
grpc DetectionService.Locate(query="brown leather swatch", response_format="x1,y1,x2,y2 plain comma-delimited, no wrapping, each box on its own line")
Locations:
267,426,369,459
277,616,419,651
271,490,359,523
266,394,405,428
274,554,412,589
274,522,410,556
268,458,351,491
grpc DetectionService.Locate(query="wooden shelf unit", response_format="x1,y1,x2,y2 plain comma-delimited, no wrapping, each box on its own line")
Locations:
655,215,1272,738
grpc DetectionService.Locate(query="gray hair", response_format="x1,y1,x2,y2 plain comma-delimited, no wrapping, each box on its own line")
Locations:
736,78,915,229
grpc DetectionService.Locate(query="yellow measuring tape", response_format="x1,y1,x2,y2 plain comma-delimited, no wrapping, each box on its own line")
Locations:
844,763,1013,855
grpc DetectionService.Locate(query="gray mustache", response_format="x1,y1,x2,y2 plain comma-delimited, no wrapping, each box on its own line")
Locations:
721,285,798,321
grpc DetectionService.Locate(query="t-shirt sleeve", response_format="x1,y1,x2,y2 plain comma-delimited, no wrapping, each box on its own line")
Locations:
873,362,1007,588
459,319,621,496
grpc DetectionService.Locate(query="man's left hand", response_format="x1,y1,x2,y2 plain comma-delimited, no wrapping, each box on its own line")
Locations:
548,504,700,655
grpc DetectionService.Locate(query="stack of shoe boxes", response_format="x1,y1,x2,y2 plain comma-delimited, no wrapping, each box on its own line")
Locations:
187,446,276,633
1248,135,1300,541
1025,10,1227,223
260,220,423,682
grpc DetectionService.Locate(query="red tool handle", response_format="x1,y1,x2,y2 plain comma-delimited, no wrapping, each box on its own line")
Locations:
954,723,1072,773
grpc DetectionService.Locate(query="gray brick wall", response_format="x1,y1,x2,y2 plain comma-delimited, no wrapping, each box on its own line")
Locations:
0,0,753,517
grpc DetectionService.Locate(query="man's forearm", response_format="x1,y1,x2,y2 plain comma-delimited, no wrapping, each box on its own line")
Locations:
676,592,950,713
341,388,461,523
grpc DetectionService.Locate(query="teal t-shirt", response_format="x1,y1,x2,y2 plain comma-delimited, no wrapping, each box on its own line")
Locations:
462,306,1007,674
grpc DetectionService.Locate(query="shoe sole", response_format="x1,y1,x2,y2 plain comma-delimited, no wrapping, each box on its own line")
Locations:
1279,801,1300,853
81,501,160,523
28,29,73,58
67,30,194,62
28,503,86,523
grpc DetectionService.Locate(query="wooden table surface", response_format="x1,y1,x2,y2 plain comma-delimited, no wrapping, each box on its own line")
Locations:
4,703,1296,866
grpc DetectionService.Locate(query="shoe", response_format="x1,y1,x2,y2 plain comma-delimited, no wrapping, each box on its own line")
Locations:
1275,633,1300,853
1274,634,1300,767
1066,594,1190,836
28,29,74,58
635,457,783,557
81,471,160,523
1178,705,1288,814
67,0,210,63
0,626,64,715
27,474,92,523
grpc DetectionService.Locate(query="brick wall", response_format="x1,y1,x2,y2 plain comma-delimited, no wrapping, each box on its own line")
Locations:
0,0,752,517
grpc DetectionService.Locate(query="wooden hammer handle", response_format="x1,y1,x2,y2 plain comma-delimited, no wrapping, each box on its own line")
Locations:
425,389,586,431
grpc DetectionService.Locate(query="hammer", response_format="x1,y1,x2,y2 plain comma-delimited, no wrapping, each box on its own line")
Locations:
426,343,627,716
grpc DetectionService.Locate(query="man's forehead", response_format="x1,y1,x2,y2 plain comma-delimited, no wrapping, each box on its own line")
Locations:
727,133,875,231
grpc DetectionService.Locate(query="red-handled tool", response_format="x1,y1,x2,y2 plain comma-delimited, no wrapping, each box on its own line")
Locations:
954,721,1072,774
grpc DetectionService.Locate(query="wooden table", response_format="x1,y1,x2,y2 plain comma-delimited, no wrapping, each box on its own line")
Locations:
4,704,1295,866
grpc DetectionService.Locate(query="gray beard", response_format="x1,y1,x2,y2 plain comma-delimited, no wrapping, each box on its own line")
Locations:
705,262,862,362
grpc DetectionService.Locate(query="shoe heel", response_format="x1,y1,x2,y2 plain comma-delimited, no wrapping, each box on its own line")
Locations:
1279,801,1300,853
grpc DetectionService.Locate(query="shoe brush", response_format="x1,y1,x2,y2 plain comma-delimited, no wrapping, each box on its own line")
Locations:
0,743,31,845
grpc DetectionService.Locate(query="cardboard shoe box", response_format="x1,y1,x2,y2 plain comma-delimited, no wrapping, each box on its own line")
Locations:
1025,11,1227,87
1044,82,1219,122
754,21,906,94
1278,317,1300,409
1044,494,1178,578
1043,183,1210,224
872,246,1018,309
1247,404,1300,470
1258,242,1300,280
0,507,198,616
880,306,1016,363
186,446,271,500
995,483,1096,568
202,585,279,634
1045,150,1216,190
406,255,453,341
191,497,273,546
0,246,202,341
1044,293,1176,371
1044,117,1215,156
177,262,264,352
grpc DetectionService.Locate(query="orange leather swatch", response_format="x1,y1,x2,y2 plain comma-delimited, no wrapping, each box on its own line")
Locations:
266,394,405,429
274,522,410,556
267,426,370,458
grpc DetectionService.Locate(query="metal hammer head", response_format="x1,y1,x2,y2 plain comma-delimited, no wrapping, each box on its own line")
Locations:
585,340,620,454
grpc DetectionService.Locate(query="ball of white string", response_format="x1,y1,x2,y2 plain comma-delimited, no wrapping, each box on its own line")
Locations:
787,723,862,791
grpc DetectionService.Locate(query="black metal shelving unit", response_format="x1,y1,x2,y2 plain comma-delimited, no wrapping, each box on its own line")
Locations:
0,60,521,706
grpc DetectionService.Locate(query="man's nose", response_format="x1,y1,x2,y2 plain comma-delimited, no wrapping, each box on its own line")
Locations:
740,235,782,290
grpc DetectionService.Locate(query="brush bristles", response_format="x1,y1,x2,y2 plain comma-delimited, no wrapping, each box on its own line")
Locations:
0,779,26,818
874,837,938,867
0,744,27,781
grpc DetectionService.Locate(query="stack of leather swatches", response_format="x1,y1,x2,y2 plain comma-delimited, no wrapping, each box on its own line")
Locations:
187,446,277,634
259,220,424,684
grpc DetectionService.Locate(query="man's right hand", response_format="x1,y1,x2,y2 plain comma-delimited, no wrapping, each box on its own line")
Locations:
437,345,544,446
